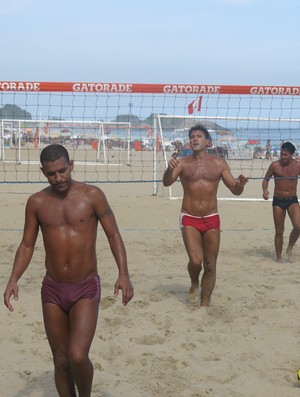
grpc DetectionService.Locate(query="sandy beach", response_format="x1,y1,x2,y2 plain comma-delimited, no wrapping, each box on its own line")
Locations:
1,174,300,397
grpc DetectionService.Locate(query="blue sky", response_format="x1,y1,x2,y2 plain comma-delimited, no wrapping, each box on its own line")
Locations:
1,0,300,86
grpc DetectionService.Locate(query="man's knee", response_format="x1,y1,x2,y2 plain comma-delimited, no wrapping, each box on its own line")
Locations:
292,224,300,234
275,228,284,236
53,351,70,372
203,259,217,275
189,257,202,269
69,346,89,367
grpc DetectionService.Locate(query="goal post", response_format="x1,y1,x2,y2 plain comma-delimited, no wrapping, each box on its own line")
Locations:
154,113,300,200
0,119,131,165
1,81,300,199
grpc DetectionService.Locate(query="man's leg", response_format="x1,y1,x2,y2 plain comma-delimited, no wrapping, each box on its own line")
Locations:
42,304,77,397
273,206,286,263
68,299,99,397
286,204,300,262
201,229,220,307
181,226,203,304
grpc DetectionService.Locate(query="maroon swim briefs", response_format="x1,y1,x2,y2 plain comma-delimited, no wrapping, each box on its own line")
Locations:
41,275,101,313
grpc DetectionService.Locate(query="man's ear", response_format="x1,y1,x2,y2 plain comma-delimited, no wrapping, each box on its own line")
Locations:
69,160,74,170
40,167,45,176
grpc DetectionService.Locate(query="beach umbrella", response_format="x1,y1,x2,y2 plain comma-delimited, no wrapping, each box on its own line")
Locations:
61,131,72,137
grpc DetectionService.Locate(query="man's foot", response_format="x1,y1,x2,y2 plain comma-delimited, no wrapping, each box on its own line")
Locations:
275,257,283,263
200,301,209,307
286,248,295,263
186,284,200,305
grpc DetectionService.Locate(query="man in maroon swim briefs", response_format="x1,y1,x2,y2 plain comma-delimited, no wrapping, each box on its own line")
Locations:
41,275,101,313
4,144,134,397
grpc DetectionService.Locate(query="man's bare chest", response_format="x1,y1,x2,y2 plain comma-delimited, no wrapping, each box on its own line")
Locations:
182,165,221,183
37,199,93,228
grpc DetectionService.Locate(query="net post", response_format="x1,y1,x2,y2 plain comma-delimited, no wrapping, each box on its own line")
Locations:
0,119,4,161
126,123,131,166
152,115,158,195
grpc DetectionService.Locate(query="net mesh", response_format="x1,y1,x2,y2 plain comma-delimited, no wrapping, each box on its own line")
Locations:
1,81,300,199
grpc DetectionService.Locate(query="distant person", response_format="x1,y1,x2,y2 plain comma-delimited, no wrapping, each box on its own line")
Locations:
163,124,248,307
265,139,272,160
262,141,300,263
3,144,134,397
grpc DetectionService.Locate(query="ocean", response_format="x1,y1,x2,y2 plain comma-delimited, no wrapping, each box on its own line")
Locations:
92,127,300,149
158,128,300,148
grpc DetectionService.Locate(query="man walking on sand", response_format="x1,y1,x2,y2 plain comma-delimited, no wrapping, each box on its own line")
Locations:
163,124,248,307
262,141,300,263
4,144,134,397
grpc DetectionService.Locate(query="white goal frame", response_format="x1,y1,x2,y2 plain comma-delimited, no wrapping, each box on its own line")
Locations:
153,114,300,201
0,119,131,166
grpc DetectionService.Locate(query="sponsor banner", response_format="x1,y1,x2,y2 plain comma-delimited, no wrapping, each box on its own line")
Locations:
0,81,300,96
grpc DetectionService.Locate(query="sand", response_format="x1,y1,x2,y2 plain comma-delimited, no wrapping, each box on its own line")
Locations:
1,177,300,397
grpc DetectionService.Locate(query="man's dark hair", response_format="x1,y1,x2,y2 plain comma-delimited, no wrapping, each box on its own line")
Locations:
188,124,212,141
281,141,296,154
40,144,70,165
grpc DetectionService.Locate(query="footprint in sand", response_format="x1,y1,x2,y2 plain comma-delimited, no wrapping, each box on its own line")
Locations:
100,296,117,309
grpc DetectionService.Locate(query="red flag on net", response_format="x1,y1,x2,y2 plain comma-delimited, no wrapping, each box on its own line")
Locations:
187,96,202,114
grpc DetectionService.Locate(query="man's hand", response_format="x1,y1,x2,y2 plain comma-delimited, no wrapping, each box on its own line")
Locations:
114,275,134,306
3,280,19,312
237,175,249,187
262,190,269,200
167,156,180,170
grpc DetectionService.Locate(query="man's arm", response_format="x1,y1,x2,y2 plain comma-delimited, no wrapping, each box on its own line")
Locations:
262,164,274,200
94,188,133,306
231,175,249,195
4,196,39,311
221,161,248,196
163,156,182,186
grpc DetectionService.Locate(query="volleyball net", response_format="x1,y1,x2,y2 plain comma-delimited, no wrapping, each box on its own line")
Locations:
1,81,300,199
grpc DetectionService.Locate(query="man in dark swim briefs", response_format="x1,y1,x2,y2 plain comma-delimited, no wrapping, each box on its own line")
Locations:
4,144,134,397
263,141,300,263
163,124,248,307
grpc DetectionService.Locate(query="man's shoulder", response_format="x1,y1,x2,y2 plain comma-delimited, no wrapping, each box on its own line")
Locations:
26,189,50,211
29,187,49,201
73,181,106,199
181,153,225,164
270,159,281,168
207,155,228,168
70,180,97,191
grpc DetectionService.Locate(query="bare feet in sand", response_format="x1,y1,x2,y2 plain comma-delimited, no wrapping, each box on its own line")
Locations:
186,283,200,305
286,247,295,263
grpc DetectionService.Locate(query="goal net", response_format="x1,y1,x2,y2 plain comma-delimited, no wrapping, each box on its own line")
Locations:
1,81,300,200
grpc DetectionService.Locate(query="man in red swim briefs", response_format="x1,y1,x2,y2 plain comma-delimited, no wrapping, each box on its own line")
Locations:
163,124,248,307
3,144,134,397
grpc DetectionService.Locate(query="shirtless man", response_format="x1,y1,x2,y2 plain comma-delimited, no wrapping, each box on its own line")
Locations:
262,141,300,263
163,124,248,307
3,144,134,397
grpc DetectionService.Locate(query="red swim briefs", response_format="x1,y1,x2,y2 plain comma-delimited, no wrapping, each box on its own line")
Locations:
180,212,220,233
